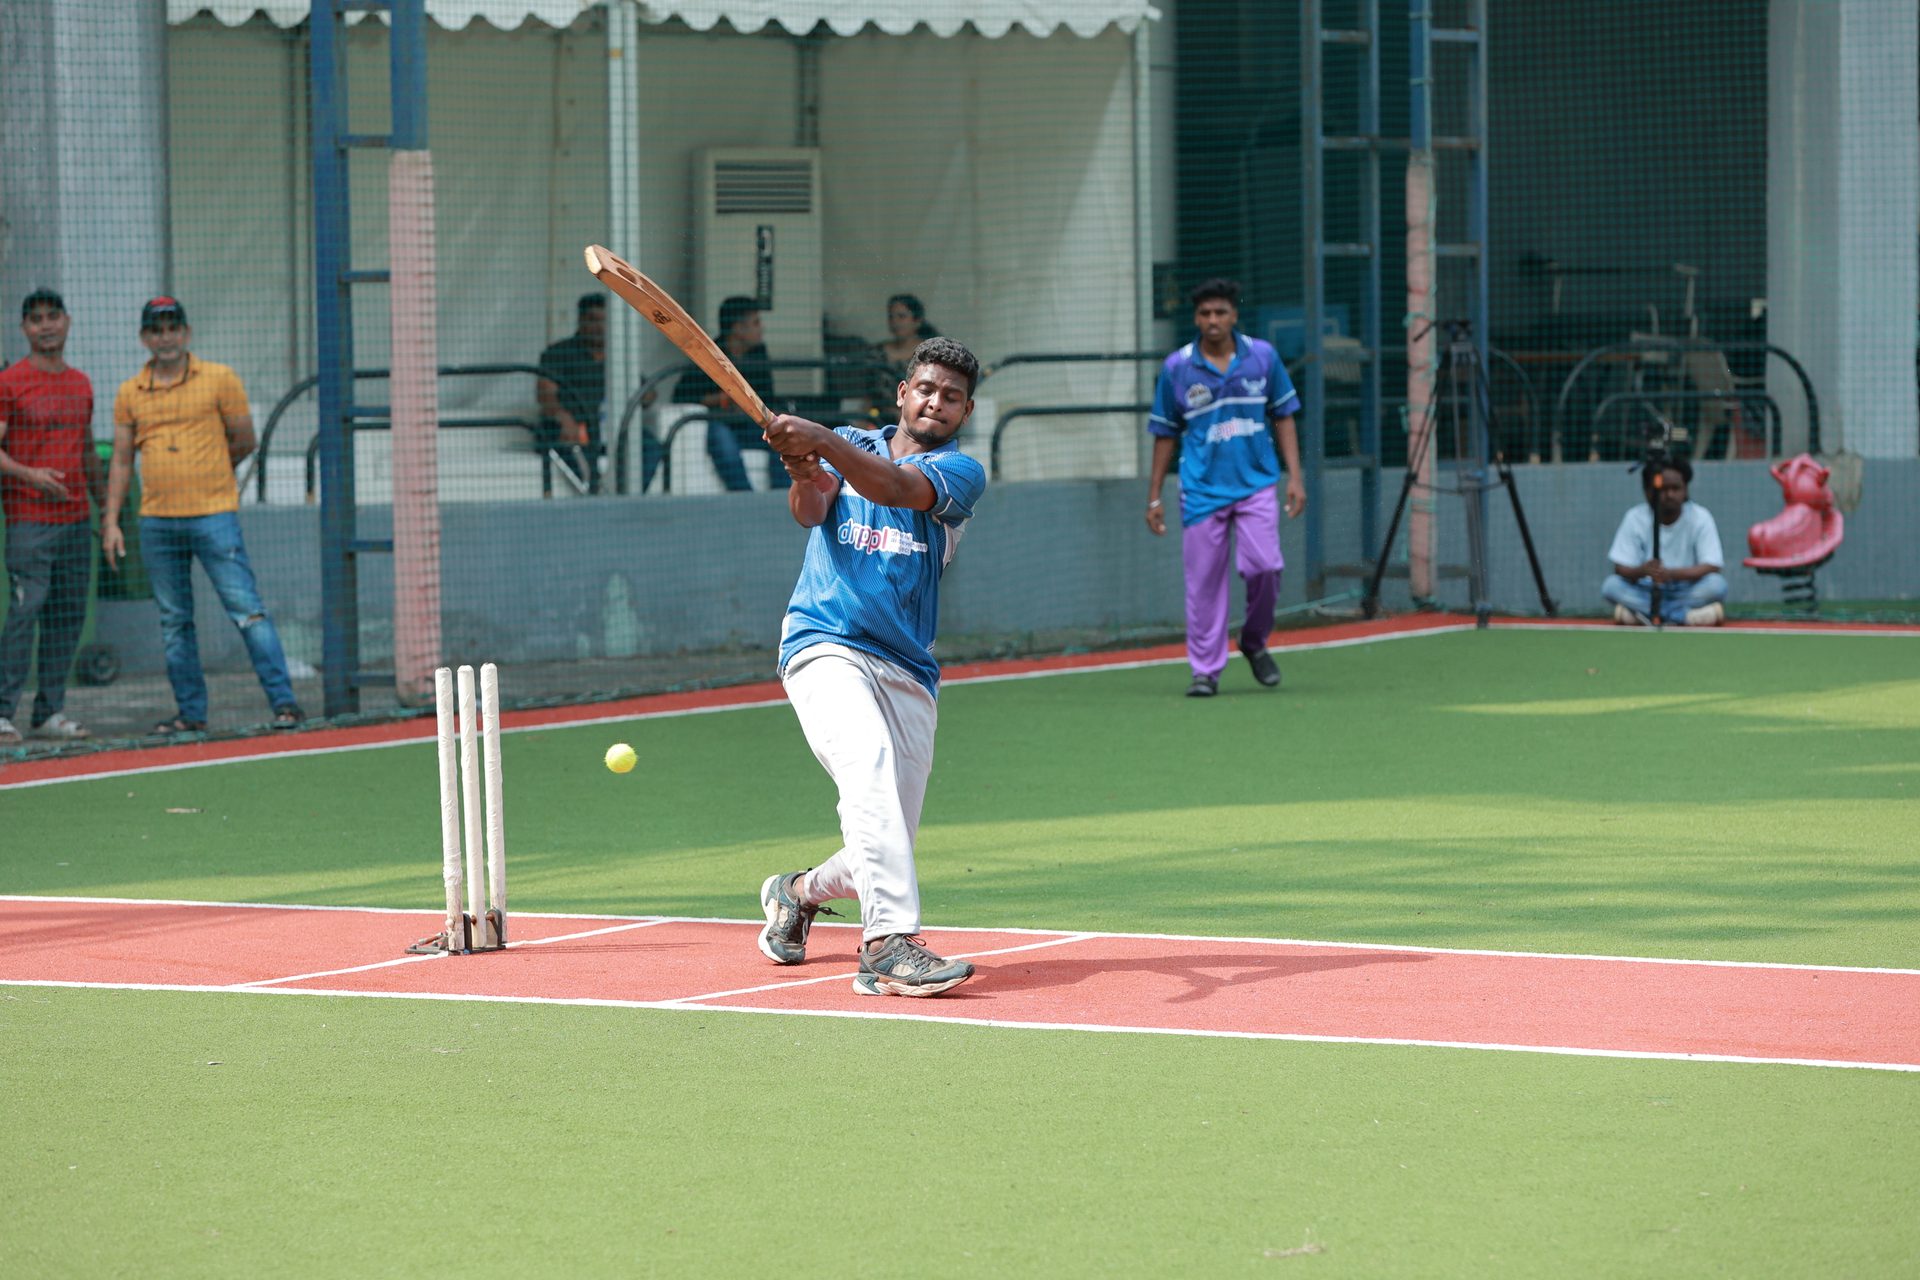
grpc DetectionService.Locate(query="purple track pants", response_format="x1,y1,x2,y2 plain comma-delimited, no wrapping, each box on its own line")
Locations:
1181,486,1282,678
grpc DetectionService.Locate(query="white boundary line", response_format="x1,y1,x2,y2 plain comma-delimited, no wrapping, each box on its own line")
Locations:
11,618,1911,790
7,894,1916,977
2,976,1912,1074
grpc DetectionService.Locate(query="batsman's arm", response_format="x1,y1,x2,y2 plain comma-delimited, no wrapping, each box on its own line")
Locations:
765,414,933,521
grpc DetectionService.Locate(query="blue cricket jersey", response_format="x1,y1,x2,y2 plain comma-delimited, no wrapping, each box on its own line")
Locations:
778,424,987,696
1148,333,1302,525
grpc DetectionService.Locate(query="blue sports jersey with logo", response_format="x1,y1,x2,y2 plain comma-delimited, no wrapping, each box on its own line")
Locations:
779,424,987,696
1148,334,1301,525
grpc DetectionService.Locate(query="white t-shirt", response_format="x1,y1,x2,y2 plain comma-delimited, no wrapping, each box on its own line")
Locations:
1607,501,1724,572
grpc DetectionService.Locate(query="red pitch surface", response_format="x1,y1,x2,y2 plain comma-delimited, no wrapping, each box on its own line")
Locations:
3,897,1916,1072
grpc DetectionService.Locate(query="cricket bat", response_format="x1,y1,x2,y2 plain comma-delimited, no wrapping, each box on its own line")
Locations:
583,244,834,493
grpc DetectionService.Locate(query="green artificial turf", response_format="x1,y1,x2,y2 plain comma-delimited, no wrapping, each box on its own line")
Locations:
10,629,1918,965
5,628,1918,1276
4,988,1916,1279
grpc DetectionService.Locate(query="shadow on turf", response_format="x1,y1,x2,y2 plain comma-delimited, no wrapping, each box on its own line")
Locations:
961,948,1430,1002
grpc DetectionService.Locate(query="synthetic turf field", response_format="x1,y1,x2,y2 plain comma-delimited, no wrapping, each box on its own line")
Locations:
4,619,1918,1276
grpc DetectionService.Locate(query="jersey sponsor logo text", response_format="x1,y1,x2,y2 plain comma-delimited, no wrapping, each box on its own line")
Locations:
838,518,928,557
1183,383,1213,410
1205,416,1266,445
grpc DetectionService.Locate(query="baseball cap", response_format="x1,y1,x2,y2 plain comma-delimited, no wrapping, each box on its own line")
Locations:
21,287,64,318
140,296,188,329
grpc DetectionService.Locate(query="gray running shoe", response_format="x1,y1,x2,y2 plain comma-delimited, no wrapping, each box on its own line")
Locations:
757,871,820,964
853,934,975,997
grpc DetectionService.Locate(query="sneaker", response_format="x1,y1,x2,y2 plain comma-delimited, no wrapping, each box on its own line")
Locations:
757,871,820,965
271,704,305,730
854,934,975,997
1185,674,1218,698
32,712,89,740
0,716,19,745
1612,604,1651,626
1240,645,1282,688
1684,601,1725,627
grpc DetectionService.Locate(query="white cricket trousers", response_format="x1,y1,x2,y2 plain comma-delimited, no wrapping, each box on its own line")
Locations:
784,643,937,941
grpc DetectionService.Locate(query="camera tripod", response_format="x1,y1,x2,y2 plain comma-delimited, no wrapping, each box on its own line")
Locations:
1363,320,1556,625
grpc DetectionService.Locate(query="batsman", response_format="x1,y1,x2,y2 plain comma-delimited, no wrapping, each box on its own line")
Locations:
752,336,987,997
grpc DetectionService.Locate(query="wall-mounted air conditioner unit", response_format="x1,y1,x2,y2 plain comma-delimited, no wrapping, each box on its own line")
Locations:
693,147,823,398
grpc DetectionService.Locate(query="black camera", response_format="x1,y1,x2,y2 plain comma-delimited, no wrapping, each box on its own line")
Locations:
1639,420,1689,479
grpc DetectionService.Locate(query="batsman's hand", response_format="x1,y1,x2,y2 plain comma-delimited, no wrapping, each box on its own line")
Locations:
779,451,824,483
763,413,833,460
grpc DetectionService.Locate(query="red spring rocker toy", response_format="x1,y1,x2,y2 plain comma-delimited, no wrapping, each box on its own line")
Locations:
1744,453,1845,611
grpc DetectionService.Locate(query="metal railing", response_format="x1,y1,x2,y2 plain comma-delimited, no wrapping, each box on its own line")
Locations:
1550,339,1819,462
611,355,894,494
246,363,585,502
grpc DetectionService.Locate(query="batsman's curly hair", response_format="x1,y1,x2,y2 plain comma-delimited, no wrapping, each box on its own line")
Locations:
908,336,981,395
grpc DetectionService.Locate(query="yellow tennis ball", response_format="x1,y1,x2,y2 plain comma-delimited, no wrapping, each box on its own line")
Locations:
604,743,637,774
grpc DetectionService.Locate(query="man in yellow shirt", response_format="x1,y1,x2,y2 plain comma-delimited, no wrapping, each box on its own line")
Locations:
101,298,303,734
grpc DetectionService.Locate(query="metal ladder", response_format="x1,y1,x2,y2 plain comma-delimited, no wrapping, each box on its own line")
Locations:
310,0,430,716
1300,0,1489,597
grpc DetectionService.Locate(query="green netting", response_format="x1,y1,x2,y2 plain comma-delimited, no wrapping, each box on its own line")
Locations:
0,0,1914,752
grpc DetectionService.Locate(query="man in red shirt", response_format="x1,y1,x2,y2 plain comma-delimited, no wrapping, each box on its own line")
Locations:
0,288,104,744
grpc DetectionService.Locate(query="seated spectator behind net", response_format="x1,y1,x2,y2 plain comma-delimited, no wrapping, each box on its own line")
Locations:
671,295,786,491
536,292,620,493
868,293,939,411
1601,456,1728,627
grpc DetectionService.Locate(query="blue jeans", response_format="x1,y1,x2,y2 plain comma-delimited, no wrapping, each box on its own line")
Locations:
1602,571,1728,625
706,420,790,492
141,512,297,722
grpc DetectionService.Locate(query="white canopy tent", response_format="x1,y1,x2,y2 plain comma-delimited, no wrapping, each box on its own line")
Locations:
162,0,1163,496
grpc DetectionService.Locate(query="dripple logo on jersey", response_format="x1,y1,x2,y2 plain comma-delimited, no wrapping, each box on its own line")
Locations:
1205,416,1265,445
838,518,928,556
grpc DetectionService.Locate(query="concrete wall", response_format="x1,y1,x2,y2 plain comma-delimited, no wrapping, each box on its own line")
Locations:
92,458,1920,678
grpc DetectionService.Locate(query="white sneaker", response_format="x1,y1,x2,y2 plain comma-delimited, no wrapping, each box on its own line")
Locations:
1684,601,1726,627
0,716,19,745
1612,604,1650,626
32,712,90,740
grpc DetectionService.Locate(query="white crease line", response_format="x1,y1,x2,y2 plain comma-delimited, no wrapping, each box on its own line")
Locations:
236,918,678,989
5,977,1913,1074
665,932,1096,1003
232,953,440,987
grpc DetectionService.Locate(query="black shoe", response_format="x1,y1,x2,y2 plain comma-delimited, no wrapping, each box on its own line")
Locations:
1241,645,1282,688
1185,674,1218,698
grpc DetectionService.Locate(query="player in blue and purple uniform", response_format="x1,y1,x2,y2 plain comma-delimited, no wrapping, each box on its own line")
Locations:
1145,278,1305,697
751,337,986,997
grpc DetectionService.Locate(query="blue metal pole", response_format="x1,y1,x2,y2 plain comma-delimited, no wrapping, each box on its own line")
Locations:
1359,0,1381,562
1300,0,1326,595
311,3,358,715
1470,0,1491,596
390,0,428,150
